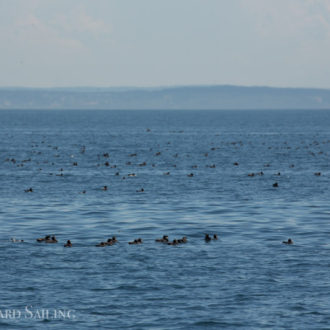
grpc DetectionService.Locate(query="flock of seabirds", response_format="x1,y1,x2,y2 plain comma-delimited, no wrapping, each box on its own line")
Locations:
5,129,326,250
4,129,327,195
10,235,294,246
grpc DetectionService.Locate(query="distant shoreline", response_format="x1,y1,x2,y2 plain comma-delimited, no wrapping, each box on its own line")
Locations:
1,85,330,110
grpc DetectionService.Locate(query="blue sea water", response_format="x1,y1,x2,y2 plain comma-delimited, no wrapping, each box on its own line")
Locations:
0,109,330,329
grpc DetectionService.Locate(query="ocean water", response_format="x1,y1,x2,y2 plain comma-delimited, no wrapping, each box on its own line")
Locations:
0,109,330,329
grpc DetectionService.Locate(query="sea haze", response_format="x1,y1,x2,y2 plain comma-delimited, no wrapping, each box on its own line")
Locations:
1,85,330,109
1,109,330,329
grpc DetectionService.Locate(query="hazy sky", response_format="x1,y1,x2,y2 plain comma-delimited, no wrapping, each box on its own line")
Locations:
1,0,330,88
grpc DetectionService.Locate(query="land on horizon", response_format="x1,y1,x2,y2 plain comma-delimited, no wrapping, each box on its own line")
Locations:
1,85,330,110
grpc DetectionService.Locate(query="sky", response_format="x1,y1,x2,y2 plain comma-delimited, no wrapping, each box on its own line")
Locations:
0,0,330,89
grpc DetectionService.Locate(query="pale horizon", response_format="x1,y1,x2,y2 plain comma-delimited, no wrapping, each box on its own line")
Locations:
1,83,330,91
1,0,330,89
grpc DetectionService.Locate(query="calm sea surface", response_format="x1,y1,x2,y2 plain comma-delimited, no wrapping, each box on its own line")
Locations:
1,109,330,329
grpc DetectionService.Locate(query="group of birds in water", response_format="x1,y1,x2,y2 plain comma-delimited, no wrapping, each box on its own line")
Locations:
3,129,326,195
10,234,293,246
1,128,330,194
3,130,320,253
33,234,203,247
